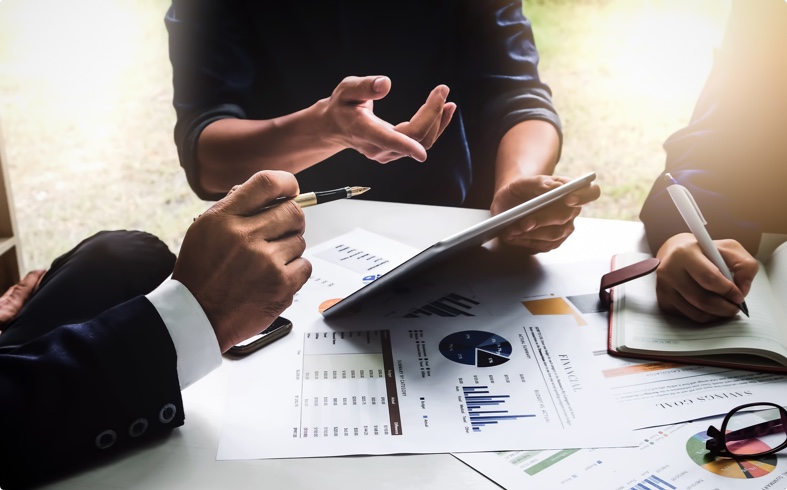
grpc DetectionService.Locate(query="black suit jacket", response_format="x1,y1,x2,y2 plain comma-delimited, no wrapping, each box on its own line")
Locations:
0,296,184,489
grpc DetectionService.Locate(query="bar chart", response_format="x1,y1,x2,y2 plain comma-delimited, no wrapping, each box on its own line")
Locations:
462,386,535,432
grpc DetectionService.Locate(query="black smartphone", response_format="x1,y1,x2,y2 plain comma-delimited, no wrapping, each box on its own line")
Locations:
226,316,293,357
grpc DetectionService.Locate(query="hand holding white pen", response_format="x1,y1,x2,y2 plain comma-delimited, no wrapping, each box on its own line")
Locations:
664,173,750,317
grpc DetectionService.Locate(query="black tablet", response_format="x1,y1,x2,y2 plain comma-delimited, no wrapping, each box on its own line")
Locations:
321,172,597,318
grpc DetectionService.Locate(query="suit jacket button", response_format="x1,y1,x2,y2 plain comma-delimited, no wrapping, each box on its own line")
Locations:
158,403,177,424
128,418,149,437
95,429,117,450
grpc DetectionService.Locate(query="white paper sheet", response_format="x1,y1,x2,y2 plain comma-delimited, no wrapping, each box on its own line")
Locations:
510,255,787,429
456,414,787,490
218,228,787,463
217,230,635,460
580,302,787,428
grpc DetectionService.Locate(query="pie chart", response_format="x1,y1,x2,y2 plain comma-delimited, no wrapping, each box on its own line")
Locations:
438,330,512,367
686,430,777,479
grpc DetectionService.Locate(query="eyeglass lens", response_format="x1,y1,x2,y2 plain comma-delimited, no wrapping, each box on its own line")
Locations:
725,404,787,456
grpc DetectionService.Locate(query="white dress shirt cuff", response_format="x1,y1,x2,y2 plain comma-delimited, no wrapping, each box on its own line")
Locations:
146,279,222,389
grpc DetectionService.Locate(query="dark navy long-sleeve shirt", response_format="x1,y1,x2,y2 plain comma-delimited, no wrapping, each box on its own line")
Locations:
165,0,561,207
640,0,787,255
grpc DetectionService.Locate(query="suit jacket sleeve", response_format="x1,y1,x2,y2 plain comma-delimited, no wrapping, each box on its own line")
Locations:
0,296,184,489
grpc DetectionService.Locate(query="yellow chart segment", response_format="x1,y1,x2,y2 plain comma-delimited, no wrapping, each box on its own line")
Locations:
521,297,586,326
702,458,776,479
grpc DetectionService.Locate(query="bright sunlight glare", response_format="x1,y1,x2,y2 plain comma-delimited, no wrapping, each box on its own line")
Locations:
1,0,139,117
606,1,730,102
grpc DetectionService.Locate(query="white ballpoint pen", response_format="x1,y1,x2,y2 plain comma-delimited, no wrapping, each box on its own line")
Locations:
664,173,749,316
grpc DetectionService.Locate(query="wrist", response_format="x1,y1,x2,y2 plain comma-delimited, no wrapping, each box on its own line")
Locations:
494,121,560,193
311,98,347,153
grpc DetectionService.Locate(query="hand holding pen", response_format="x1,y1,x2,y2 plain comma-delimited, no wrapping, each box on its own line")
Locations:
655,174,759,323
198,185,370,223
265,186,370,209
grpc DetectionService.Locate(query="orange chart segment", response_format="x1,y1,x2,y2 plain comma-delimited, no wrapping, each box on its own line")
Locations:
521,297,586,326
318,298,343,314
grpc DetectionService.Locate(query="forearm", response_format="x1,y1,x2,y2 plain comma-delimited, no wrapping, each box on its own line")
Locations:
494,120,561,193
197,99,344,195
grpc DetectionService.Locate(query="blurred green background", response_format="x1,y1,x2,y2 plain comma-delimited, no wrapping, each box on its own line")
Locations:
0,0,730,271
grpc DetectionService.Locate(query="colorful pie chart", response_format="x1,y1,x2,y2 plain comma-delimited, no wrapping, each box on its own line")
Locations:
686,430,777,479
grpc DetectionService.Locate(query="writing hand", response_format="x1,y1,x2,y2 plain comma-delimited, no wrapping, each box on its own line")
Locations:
173,170,312,352
655,233,758,323
322,76,454,164
491,175,601,254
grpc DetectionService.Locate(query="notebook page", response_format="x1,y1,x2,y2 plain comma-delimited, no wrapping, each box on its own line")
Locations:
613,253,787,364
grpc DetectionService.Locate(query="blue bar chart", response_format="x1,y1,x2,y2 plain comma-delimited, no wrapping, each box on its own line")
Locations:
629,475,676,490
462,386,535,432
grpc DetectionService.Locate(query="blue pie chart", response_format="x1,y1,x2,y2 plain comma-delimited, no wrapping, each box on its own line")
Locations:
439,330,512,367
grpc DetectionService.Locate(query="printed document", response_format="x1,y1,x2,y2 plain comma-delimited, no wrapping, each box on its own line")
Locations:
456,414,787,490
216,230,634,459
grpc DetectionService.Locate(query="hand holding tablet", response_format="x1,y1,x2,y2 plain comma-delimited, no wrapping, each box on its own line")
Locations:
322,172,597,318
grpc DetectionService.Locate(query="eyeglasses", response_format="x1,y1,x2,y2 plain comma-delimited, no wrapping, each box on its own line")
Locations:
706,402,787,458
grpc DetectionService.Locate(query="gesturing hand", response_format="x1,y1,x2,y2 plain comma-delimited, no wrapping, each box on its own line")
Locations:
173,170,312,352
322,76,455,164
655,233,758,323
491,175,601,254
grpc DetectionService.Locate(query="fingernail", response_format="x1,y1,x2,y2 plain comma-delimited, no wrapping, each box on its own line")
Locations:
566,196,579,206
524,220,537,232
373,77,386,92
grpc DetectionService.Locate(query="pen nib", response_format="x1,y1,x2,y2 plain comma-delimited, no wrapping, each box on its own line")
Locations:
348,186,371,198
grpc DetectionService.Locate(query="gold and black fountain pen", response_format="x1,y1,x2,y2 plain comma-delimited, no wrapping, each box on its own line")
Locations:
267,186,371,209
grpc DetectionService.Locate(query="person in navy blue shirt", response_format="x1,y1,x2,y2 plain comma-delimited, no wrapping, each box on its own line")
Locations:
640,0,787,322
165,0,600,255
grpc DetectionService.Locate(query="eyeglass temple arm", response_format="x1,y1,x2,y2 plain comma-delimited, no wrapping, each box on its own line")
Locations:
706,420,785,454
724,420,784,442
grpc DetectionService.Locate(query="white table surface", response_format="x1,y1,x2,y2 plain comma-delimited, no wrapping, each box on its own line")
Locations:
47,200,648,490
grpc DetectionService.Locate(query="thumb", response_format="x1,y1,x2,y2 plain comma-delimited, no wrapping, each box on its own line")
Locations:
337,76,391,102
506,176,563,201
